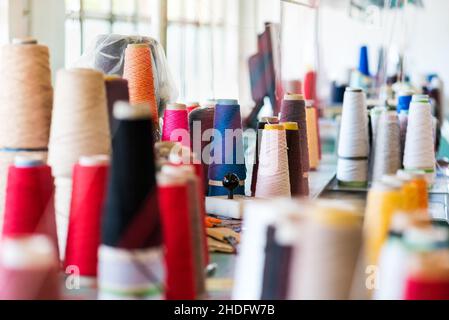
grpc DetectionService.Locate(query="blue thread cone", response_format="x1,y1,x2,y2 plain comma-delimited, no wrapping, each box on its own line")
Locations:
358,46,370,77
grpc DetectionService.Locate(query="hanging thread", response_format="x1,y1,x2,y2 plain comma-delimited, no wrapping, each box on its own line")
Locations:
337,88,369,187
99,102,163,300
208,99,246,197
162,103,189,147
105,75,129,137
123,43,158,126
2,156,57,251
372,111,401,182
189,103,215,195
251,116,279,197
281,122,305,197
403,95,436,184
64,155,109,283
255,124,290,198
48,68,110,257
0,235,60,300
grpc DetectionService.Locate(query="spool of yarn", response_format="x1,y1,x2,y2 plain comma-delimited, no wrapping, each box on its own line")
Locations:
255,124,291,198
162,103,189,147
404,251,449,300
208,99,246,197
64,155,109,282
168,148,209,268
187,102,200,114
306,102,320,171
288,200,363,299
369,106,387,178
403,95,436,184
281,122,305,197
123,43,158,126
251,116,279,197
105,75,129,137
364,181,404,266
279,94,310,174
397,170,428,211
49,68,110,257
102,102,161,249
0,40,53,149
0,235,60,300
337,88,369,187
2,156,57,251
372,111,401,182
189,104,215,194
158,166,206,300
99,102,163,300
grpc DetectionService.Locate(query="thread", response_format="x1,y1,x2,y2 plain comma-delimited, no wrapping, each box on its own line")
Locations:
306,103,320,170
279,94,310,173
337,88,369,187
105,76,129,137
99,102,163,300
0,235,60,300
102,102,161,249
255,125,291,198
251,117,279,197
288,200,363,299
397,170,428,211
162,103,189,147
364,181,404,266
123,44,158,125
403,95,436,184
189,104,215,195
0,41,53,149
186,102,200,114
49,68,110,257
64,155,109,281
372,111,401,182
208,99,246,196
2,156,57,252
158,166,206,300
281,122,305,197
358,45,370,76
369,106,387,179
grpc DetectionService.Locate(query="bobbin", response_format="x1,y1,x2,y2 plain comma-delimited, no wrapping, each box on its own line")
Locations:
166,103,187,111
14,155,45,168
79,155,110,167
12,37,38,45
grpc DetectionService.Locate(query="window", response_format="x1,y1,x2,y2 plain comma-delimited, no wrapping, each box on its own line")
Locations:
65,0,157,66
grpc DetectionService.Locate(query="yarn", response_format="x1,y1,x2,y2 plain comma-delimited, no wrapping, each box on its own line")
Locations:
403,95,436,184
162,103,189,147
189,105,215,194
279,94,310,173
208,99,246,197
123,44,158,125
99,102,163,300
102,102,161,249
251,116,279,197
364,181,404,266
281,122,305,197
255,124,291,198
369,106,386,178
337,88,369,187
158,166,206,300
2,156,57,251
97,245,164,300
306,104,320,171
0,40,53,149
105,75,129,137
372,111,401,182
64,155,109,280
288,200,363,299
49,68,110,257
397,170,428,211
0,235,60,300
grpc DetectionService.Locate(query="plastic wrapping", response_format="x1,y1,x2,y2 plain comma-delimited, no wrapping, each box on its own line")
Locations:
74,34,178,115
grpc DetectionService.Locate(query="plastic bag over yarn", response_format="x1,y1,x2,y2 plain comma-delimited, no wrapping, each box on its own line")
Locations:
73,34,178,115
